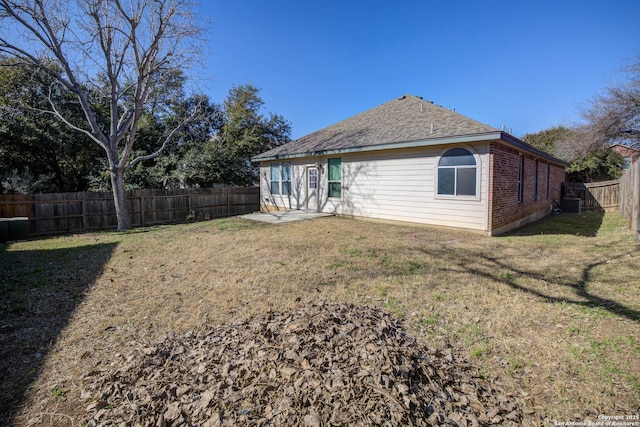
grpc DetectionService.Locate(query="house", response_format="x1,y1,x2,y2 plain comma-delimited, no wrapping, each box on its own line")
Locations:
252,95,566,235
610,143,640,172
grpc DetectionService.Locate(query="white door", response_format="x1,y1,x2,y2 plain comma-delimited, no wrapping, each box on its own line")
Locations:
306,166,318,211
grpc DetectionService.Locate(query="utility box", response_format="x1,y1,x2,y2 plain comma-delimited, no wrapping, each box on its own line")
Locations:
1,217,29,242
561,198,581,214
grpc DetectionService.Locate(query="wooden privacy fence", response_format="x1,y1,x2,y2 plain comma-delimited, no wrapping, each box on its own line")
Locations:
563,180,620,212
0,187,260,236
620,160,640,240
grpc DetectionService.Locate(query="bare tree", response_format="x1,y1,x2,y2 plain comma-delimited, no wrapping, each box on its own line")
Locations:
580,56,640,150
551,125,595,163
0,0,203,230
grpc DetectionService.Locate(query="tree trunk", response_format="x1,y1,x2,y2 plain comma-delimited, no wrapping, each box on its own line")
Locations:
110,167,130,231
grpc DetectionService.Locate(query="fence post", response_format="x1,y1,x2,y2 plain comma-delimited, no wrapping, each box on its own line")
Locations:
82,196,87,231
227,192,230,218
629,164,640,241
140,195,145,227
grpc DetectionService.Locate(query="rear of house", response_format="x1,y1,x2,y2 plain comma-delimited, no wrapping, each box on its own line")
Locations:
253,95,566,235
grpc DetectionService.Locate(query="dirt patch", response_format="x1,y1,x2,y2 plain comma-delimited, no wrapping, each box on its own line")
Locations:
83,303,527,426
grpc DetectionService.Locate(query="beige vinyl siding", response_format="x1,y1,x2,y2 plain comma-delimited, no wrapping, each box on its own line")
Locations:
328,144,489,231
259,143,490,231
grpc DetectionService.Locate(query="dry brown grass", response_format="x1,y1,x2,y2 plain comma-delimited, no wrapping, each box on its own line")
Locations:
2,211,639,425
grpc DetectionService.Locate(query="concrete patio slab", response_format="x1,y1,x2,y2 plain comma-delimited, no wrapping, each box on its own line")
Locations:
240,210,333,224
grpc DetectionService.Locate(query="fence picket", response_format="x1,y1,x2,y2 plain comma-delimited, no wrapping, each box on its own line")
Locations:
620,160,640,240
563,180,620,212
563,168,639,240
0,187,260,236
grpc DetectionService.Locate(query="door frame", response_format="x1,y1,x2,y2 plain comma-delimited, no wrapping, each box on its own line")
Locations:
305,165,319,212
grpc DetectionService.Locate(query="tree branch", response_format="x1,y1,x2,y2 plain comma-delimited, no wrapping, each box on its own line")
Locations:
127,99,204,169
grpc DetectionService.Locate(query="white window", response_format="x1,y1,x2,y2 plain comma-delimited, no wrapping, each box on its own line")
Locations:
437,148,477,197
270,162,291,195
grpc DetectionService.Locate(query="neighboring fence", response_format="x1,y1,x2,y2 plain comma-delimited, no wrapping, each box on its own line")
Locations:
0,187,260,236
563,180,620,212
620,160,640,240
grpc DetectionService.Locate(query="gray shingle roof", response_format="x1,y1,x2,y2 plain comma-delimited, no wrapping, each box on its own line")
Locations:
252,94,566,166
253,94,498,161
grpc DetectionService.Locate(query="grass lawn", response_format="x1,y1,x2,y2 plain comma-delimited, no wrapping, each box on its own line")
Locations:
1,211,639,425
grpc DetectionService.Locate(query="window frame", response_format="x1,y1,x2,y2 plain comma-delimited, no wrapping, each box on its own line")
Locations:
534,159,539,201
270,163,280,195
435,147,480,200
308,167,318,190
546,163,550,200
517,154,525,203
269,162,292,196
327,157,342,199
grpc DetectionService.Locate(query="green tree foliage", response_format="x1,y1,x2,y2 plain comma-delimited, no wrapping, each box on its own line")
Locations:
88,84,290,189
0,58,103,193
521,125,624,183
120,94,225,190
565,148,624,183
212,83,291,185
0,0,204,230
157,83,290,188
1,66,289,193
522,126,572,154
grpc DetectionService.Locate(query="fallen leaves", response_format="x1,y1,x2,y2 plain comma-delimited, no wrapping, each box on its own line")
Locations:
84,302,525,426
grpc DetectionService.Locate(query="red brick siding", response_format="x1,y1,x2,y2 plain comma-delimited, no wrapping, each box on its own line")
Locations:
488,142,565,232
611,145,640,163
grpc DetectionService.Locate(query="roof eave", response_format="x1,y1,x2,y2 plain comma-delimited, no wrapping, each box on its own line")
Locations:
252,131,567,167
252,132,502,162
499,132,569,166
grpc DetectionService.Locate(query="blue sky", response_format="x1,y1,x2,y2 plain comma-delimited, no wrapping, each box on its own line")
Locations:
193,1,640,140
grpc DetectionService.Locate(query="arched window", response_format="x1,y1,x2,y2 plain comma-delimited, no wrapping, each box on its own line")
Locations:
437,148,477,196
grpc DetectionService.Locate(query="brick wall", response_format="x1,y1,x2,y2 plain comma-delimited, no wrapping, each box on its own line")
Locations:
488,142,565,234
611,144,640,162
